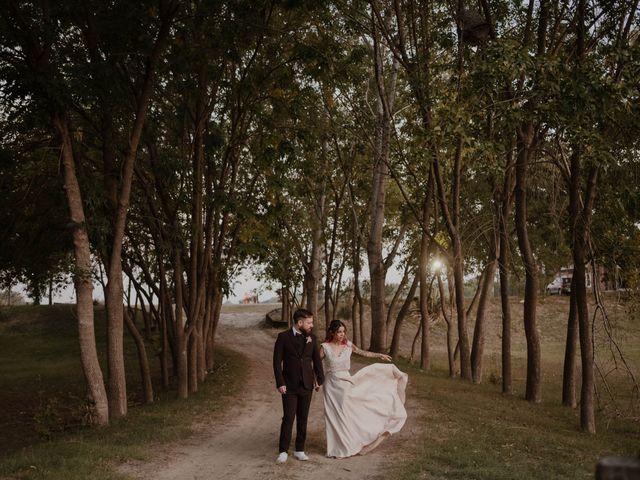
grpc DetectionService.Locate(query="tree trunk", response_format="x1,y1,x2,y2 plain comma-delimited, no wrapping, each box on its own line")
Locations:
325,184,344,325
390,274,419,358
124,307,153,404
54,114,109,425
437,271,456,377
305,191,324,325
368,17,399,353
104,271,127,417
418,171,435,369
351,277,360,346
470,238,498,384
386,266,410,339
562,276,578,407
432,138,471,380
350,197,364,348
573,0,596,434
158,264,171,389
499,149,515,395
174,252,189,399
574,241,595,432
103,6,177,417
515,126,541,403
205,284,223,370
410,322,421,364
570,150,597,432
188,332,198,394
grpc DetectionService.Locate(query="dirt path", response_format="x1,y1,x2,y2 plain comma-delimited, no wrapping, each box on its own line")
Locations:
121,312,421,480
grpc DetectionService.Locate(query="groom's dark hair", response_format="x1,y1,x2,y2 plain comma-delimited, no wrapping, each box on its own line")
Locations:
293,308,313,324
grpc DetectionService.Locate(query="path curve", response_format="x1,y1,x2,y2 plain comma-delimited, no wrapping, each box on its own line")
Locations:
121,316,418,480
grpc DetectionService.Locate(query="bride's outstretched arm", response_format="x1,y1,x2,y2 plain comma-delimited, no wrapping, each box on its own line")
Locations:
352,344,392,362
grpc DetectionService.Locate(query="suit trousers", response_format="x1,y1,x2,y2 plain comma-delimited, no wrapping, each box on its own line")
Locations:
278,390,313,453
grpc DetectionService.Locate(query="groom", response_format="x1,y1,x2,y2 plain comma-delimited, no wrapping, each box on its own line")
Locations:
273,308,324,464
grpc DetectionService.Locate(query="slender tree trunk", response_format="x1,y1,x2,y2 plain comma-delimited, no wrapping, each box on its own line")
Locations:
387,266,410,339
367,169,390,351
368,15,399,352
418,251,431,370
124,308,153,404
433,154,471,380
515,127,541,403
410,322,421,364
325,184,344,325
281,285,291,327
574,240,595,432
304,181,325,325
104,272,127,417
570,151,597,431
470,236,498,384
562,276,578,407
499,149,515,395
174,252,189,399
351,276,360,345
104,7,177,417
357,285,365,348
572,0,596,434
206,285,223,369
54,114,109,425
350,195,364,348
418,171,435,369
188,332,198,394
158,263,171,389
333,258,346,323
390,274,419,358
419,289,431,371
437,271,456,377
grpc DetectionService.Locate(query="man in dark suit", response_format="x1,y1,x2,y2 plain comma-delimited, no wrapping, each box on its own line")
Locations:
273,308,324,464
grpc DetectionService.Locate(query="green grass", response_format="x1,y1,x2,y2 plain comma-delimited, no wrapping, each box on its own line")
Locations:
1,297,638,480
390,360,640,480
0,305,248,480
384,293,640,480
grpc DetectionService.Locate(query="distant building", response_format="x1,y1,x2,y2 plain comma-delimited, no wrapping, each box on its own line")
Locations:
546,265,621,295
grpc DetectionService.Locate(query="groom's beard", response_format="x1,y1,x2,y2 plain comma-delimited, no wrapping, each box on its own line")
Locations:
299,326,311,336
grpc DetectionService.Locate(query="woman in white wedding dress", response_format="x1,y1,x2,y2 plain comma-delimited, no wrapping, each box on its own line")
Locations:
319,320,408,458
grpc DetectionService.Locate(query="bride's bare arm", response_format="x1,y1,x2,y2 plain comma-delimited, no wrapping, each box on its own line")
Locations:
352,344,392,362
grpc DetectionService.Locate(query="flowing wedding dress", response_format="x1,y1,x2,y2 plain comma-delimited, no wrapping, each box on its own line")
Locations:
321,341,408,458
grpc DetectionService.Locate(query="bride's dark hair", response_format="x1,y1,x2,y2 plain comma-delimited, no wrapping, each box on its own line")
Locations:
324,319,348,344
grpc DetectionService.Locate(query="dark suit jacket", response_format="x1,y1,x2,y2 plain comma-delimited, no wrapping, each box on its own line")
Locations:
273,329,324,394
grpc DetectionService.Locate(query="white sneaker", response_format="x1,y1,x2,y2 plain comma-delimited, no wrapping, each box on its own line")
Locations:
276,452,288,464
293,451,309,461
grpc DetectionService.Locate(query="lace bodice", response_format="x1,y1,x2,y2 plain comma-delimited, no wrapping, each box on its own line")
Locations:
321,342,352,374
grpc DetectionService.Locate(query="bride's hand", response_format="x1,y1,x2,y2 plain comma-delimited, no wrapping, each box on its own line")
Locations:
379,353,392,362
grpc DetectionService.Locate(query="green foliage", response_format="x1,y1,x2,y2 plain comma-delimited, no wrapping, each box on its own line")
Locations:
0,143,72,302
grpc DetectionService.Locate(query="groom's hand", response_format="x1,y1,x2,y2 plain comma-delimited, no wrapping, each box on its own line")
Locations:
278,385,287,394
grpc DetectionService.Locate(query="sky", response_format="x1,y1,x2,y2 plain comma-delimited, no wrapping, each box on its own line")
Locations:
12,261,407,305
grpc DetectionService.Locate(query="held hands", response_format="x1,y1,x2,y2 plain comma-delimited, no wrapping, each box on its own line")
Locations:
278,385,287,394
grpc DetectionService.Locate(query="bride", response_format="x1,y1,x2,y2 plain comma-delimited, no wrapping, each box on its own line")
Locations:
319,320,408,458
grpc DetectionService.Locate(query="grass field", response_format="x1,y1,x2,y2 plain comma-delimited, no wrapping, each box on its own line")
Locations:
0,305,248,480
384,293,640,479
0,294,638,479
389,358,639,480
